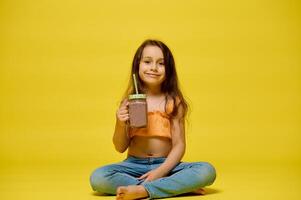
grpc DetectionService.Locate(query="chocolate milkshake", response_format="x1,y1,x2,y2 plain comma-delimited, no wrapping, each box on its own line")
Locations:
128,74,148,128
128,94,148,128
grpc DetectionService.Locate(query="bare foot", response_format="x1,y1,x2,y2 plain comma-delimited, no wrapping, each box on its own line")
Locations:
116,185,148,200
192,188,206,195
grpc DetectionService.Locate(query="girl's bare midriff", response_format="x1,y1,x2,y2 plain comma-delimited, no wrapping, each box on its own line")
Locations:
127,136,172,158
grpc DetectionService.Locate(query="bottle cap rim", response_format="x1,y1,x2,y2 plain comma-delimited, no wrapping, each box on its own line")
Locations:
128,94,147,100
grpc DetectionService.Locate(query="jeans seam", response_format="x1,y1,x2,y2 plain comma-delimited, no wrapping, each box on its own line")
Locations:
142,182,154,199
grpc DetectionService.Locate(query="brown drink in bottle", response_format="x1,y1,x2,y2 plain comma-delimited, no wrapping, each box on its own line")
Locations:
128,74,148,128
128,94,147,128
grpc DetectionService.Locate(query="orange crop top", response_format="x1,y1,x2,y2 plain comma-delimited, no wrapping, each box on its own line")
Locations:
129,97,179,139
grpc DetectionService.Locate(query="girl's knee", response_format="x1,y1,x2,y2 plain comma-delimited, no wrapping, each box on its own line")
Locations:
90,166,112,193
193,162,217,186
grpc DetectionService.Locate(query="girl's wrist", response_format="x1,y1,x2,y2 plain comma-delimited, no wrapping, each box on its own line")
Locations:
116,119,127,127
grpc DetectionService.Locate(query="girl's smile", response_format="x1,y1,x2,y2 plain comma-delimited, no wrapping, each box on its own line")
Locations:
145,72,160,78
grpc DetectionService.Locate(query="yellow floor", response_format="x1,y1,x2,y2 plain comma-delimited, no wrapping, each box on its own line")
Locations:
1,163,300,200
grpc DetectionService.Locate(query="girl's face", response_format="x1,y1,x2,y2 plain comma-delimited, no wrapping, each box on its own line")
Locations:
138,45,166,89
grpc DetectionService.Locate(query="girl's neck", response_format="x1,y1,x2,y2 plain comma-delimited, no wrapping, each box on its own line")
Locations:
143,85,164,96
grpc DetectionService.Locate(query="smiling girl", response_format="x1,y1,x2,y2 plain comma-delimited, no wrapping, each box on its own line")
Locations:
90,39,216,199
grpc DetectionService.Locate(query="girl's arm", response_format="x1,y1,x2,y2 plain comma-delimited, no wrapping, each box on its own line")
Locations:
112,100,130,153
113,121,130,153
156,104,186,175
139,104,186,181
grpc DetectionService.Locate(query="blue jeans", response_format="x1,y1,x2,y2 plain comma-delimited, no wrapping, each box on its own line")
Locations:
90,156,216,199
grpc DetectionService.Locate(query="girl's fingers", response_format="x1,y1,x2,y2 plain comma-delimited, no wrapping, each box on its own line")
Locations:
118,115,129,122
121,99,129,107
120,117,129,122
116,101,130,122
118,109,129,115
138,173,149,180
118,113,129,118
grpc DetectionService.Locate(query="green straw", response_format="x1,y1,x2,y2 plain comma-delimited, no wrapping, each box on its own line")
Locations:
133,74,139,94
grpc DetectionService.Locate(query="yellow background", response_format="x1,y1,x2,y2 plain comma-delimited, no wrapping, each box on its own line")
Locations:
0,0,300,199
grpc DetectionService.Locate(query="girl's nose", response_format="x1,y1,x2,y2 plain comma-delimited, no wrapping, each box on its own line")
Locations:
150,63,158,71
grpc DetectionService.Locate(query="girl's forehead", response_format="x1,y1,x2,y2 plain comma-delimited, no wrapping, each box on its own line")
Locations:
142,45,164,59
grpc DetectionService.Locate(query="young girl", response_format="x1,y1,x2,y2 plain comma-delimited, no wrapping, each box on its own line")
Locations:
90,39,216,199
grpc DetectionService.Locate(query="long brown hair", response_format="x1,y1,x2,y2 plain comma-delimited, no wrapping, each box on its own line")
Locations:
122,39,189,121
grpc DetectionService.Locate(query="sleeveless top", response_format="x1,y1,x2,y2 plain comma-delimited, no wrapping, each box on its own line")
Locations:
128,96,179,139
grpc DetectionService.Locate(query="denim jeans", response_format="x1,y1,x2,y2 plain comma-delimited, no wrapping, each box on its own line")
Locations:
90,156,216,199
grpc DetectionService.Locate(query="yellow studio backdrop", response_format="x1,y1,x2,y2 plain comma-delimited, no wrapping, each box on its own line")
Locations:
0,0,300,200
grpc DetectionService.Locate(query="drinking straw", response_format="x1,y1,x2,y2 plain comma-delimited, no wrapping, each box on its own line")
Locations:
133,74,139,94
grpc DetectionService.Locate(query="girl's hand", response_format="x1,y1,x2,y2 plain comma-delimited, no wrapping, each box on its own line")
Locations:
116,99,129,127
138,169,166,182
